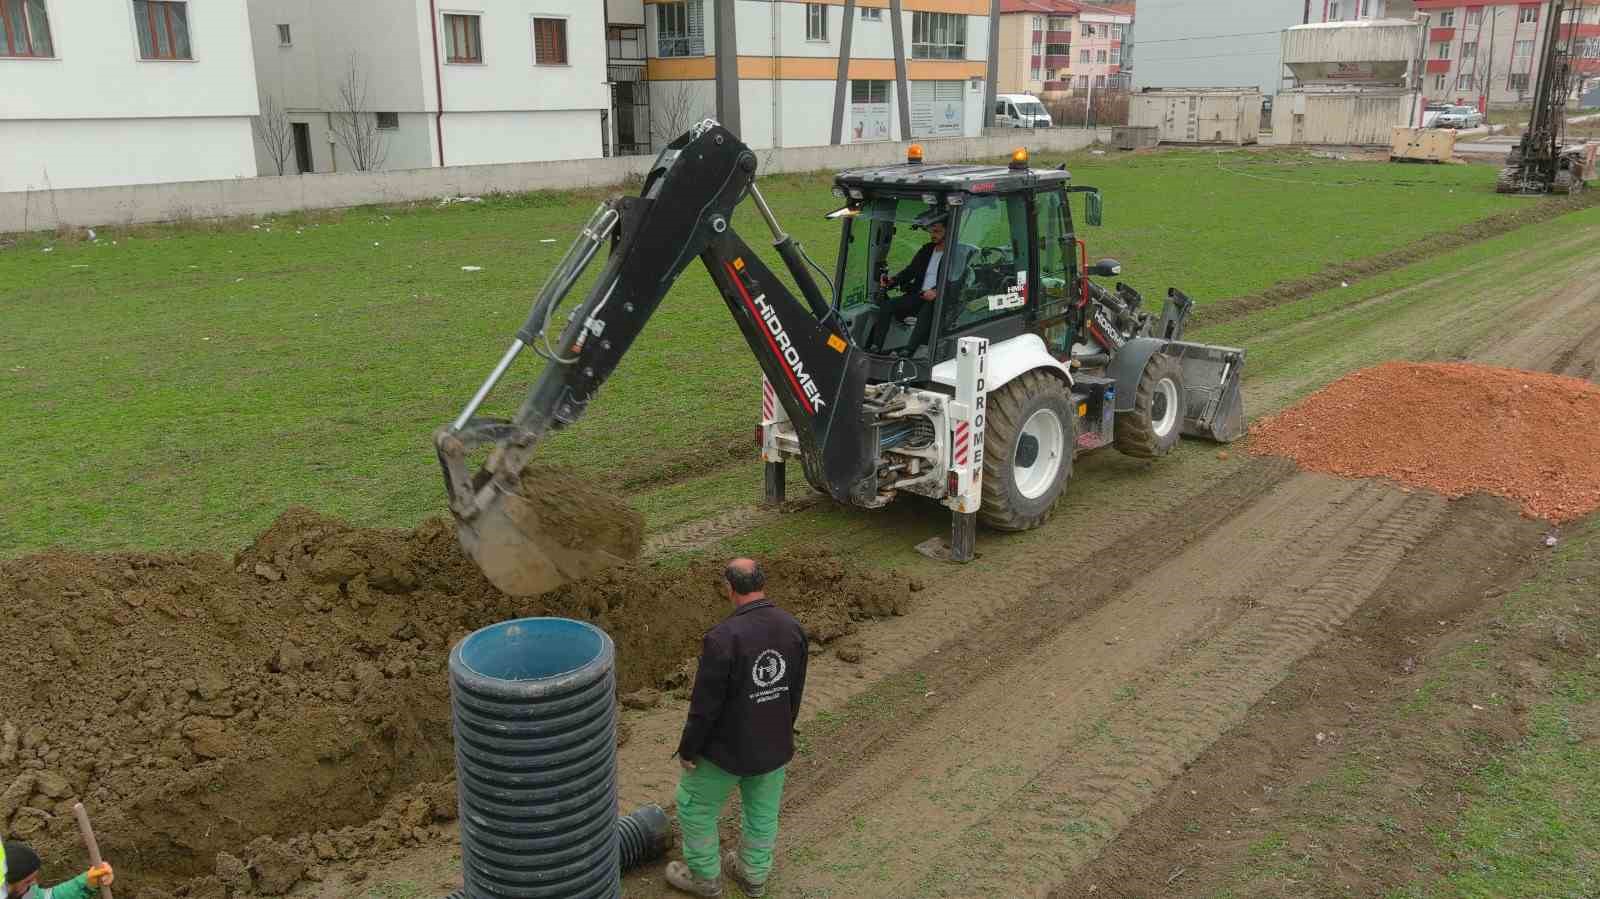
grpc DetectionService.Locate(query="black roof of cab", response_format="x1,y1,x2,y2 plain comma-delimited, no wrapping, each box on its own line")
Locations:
832,161,1072,196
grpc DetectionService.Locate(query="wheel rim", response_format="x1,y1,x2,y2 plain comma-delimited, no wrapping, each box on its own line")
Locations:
1151,377,1180,440
1014,409,1065,500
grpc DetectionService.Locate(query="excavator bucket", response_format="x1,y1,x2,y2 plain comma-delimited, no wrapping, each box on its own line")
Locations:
449,472,637,597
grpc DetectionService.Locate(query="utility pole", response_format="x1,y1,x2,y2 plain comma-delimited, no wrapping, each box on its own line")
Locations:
983,0,1001,129
713,0,741,136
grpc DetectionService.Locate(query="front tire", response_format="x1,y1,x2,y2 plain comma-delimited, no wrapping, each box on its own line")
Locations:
978,372,1075,532
1114,353,1185,459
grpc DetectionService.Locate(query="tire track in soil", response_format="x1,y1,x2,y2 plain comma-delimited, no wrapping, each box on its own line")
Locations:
771,478,1442,898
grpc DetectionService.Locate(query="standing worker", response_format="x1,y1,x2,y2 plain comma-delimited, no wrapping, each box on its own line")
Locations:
666,558,809,898
2,842,114,899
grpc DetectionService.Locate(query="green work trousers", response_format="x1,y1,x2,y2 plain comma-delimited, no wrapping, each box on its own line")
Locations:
675,758,787,883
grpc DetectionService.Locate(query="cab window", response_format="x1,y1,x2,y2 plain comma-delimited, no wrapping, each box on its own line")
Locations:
940,194,1032,336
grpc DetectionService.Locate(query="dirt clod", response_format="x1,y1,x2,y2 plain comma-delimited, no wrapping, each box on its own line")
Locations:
1249,362,1600,522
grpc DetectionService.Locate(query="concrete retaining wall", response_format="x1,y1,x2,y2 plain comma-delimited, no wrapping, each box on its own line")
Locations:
1,129,1110,234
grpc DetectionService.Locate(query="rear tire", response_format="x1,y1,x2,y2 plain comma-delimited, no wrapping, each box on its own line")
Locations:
1114,353,1185,459
978,372,1075,532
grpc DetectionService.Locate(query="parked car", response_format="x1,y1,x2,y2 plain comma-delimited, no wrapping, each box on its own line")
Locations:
995,93,1054,129
1435,105,1485,129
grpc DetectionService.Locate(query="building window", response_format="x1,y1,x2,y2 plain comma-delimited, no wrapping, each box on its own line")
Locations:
861,7,882,21
1094,74,1105,89
911,11,965,59
657,1,704,58
276,23,291,46
1518,5,1537,24
1513,39,1533,58
1110,47,1120,64
806,3,826,41
1508,72,1529,90
444,13,481,63
1,0,54,57
134,1,192,60
1465,8,1482,27
376,112,399,130
1111,24,1123,38
1462,40,1478,57
533,16,567,64
1081,22,1094,36
852,79,888,103
1031,64,1041,80
1045,41,1069,55
1456,73,1474,90
1096,49,1107,62
1077,74,1089,89
1434,73,1445,89
1079,48,1089,62
1045,68,1055,80
1329,0,1341,18
1048,16,1069,30
1360,0,1372,16
1436,42,1451,59
1438,10,1455,26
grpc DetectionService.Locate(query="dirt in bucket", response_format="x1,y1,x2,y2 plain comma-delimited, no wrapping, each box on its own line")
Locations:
1,502,909,897
1248,361,1600,522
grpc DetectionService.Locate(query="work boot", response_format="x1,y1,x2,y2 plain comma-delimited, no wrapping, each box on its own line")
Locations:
722,848,768,897
664,860,723,897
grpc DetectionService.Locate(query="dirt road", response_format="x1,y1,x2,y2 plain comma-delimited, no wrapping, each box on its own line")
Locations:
307,210,1600,899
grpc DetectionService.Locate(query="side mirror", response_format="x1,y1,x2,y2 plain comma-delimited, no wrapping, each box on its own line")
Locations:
1085,190,1103,226
1088,258,1122,277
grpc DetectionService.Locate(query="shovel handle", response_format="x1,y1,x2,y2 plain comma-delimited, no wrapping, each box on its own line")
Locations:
71,802,114,899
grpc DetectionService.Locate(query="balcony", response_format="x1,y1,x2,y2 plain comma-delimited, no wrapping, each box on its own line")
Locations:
1429,27,1455,42
1045,53,1071,67
1047,29,1073,42
1425,58,1452,73
1043,80,1071,92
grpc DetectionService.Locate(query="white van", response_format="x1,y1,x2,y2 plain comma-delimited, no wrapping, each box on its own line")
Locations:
995,94,1054,129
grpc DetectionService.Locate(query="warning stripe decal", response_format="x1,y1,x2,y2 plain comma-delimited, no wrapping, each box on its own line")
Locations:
954,420,971,466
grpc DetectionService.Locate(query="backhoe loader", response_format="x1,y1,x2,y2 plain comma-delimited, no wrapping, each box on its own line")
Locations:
435,121,1245,595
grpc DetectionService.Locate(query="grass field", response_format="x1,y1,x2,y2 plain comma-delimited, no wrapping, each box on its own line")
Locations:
0,147,1528,554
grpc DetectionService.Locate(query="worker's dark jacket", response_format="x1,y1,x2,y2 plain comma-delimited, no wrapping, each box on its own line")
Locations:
677,599,809,777
887,242,938,294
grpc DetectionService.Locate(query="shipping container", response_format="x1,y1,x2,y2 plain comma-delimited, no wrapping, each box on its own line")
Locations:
1129,88,1261,145
1268,88,1422,146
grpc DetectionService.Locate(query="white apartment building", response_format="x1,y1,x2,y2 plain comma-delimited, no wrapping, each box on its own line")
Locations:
631,0,993,152
1,0,260,192
247,0,609,174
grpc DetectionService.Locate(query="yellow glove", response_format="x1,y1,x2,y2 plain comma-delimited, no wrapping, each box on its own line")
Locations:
87,863,114,887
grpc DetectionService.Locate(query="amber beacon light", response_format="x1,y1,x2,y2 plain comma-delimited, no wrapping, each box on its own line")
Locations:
906,144,925,164
1009,147,1029,170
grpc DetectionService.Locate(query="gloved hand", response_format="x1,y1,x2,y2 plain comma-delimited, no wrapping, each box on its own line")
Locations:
87,863,114,887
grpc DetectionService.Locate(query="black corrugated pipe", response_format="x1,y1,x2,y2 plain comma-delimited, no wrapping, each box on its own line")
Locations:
450,618,621,898
440,804,670,898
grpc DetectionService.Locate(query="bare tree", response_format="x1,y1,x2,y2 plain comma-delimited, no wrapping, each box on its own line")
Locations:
651,81,710,147
329,53,390,172
253,92,296,176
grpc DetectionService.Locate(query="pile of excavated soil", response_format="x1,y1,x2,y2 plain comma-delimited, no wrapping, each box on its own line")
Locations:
1249,362,1600,522
1,502,909,898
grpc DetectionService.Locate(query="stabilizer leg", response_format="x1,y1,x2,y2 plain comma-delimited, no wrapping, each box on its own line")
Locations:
949,511,976,563
764,461,786,506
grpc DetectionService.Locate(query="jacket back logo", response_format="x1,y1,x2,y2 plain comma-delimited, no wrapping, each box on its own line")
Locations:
752,649,787,688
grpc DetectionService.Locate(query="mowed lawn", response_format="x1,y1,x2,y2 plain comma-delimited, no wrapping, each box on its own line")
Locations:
0,149,1522,554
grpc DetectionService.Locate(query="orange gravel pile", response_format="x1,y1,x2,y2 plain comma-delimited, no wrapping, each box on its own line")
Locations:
1249,362,1600,522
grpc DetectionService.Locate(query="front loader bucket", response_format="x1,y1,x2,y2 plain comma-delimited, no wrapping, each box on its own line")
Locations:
1167,341,1246,443
454,485,632,597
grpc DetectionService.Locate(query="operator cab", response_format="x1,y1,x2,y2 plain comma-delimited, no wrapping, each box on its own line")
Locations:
828,146,1102,381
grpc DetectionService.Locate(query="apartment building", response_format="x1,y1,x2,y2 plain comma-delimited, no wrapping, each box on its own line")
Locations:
996,0,1130,96
247,0,609,174
635,0,993,150
1136,0,1413,93
2,0,260,192
1074,5,1132,93
1413,0,1600,107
